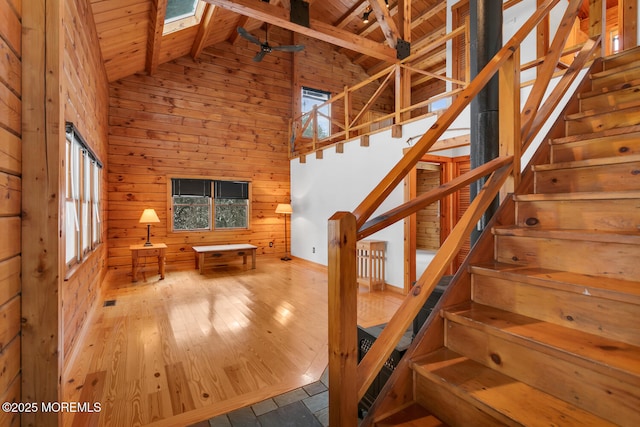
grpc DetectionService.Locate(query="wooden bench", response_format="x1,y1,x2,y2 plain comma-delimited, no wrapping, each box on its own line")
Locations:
192,244,257,274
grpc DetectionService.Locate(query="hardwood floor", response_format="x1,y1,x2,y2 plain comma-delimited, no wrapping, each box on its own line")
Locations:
63,256,403,427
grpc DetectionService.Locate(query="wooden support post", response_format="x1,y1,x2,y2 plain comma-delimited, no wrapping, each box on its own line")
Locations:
22,0,64,425
499,48,521,201
589,0,605,54
619,0,638,50
328,212,358,427
536,0,550,73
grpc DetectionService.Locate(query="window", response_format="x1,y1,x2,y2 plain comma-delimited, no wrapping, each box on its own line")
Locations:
65,123,102,268
171,178,250,231
301,87,331,138
164,0,206,35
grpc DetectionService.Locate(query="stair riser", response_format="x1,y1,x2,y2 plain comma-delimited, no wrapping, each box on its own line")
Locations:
445,321,640,426
550,133,640,163
471,274,640,346
591,67,640,91
515,198,640,231
534,161,640,193
579,85,640,113
494,234,640,281
413,372,510,427
565,107,640,135
604,51,640,70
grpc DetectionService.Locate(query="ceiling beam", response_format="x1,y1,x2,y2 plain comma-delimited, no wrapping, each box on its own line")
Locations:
204,0,396,61
191,3,218,59
367,0,401,48
146,0,168,75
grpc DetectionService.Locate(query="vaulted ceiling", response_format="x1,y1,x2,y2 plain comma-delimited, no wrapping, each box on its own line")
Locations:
90,0,446,83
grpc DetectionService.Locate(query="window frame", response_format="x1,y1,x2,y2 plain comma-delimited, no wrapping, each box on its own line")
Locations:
163,0,206,35
168,176,251,233
301,86,332,139
65,123,102,272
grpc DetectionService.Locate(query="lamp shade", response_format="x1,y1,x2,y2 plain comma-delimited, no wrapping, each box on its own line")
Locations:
139,208,160,224
275,203,293,214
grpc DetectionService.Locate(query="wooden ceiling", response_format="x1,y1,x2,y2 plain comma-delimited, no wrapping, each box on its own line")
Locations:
90,0,446,83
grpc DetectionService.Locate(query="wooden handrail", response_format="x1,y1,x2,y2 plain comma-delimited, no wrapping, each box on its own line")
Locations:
357,161,514,398
523,37,601,151
326,0,601,423
351,0,560,228
357,156,513,240
520,0,583,140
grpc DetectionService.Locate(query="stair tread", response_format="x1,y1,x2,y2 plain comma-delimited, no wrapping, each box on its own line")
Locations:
550,124,640,145
492,225,640,244
568,97,640,120
514,190,640,201
591,61,640,80
412,348,617,426
532,153,640,171
444,302,640,382
376,403,448,427
579,80,640,100
581,76,640,99
469,261,640,304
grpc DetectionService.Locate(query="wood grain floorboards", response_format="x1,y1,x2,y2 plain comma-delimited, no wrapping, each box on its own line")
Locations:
63,256,403,426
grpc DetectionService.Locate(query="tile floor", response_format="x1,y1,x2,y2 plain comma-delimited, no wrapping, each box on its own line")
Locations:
190,369,330,427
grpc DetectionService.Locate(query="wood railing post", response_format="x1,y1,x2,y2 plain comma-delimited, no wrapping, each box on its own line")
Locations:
312,105,318,150
344,85,351,140
499,47,521,200
394,64,402,125
328,212,358,427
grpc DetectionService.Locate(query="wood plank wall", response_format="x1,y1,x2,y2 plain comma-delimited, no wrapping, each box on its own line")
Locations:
61,0,110,364
292,34,394,132
107,29,295,272
0,0,21,423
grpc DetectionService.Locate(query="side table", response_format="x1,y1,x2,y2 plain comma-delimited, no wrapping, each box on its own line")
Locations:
130,243,167,282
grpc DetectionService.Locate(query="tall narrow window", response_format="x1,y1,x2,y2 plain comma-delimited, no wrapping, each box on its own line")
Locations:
301,87,331,138
65,123,102,269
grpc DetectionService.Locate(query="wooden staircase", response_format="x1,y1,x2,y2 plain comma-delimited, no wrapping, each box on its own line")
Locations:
370,47,640,427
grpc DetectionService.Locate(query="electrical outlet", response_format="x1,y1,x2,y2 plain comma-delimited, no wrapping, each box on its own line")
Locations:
269,242,273,247
312,247,315,253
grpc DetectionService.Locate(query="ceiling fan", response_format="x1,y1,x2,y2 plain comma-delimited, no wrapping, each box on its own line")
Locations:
237,26,304,62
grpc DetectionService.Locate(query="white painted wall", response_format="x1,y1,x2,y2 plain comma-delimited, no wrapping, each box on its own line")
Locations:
290,110,471,290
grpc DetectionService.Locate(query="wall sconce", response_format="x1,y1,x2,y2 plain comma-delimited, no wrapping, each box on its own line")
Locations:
139,208,160,246
275,203,293,261
385,0,389,8
362,9,371,24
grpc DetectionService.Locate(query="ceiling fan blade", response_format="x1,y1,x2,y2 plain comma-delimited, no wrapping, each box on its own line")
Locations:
253,51,267,62
271,44,305,53
237,27,262,46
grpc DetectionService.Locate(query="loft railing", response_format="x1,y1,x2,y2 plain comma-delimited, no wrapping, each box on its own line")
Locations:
327,0,601,424
289,22,469,158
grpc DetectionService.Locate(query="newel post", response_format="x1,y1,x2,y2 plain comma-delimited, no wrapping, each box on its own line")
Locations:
328,211,358,427
498,47,521,201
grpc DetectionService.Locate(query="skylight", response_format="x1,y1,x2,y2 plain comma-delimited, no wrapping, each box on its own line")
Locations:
164,0,206,34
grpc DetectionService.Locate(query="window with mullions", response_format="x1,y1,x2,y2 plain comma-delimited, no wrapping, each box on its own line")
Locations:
65,124,102,268
301,87,331,138
171,178,249,231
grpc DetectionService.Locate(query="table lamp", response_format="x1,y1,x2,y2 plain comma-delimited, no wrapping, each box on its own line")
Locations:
139,208,160,246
